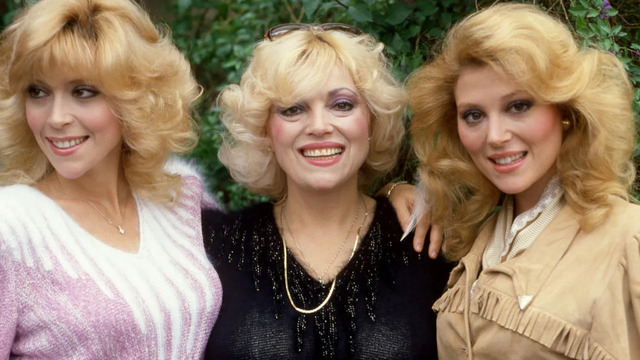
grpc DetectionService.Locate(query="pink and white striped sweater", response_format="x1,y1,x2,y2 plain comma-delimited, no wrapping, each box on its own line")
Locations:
0,170,222,359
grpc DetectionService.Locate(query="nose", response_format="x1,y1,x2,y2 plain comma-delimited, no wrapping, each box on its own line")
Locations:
306,108,334,136
47,95,73,129
486,115,511,146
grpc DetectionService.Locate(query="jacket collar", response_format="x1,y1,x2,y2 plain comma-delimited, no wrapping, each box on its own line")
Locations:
450,202,581,310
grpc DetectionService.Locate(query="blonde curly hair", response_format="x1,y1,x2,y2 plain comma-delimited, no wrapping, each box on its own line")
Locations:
0,0,200,202
217,28,407,198
408,3,636,260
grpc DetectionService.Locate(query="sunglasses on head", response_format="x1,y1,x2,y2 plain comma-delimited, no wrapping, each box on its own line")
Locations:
263,23,364,41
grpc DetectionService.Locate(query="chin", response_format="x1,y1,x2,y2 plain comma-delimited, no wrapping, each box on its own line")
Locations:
51,167,88,180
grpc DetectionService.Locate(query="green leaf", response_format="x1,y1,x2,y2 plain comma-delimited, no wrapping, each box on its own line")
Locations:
608,9,619,17
575,16,593,38
588,23,604,37
385,3,413,26
611,24,623,35
416,1,438,17
427,27,444,37
177,0,193,14
569,5,588,17
578,0,591,9
348,3,373,23
439,12,452,27
586,9,600,18
302,0,322,20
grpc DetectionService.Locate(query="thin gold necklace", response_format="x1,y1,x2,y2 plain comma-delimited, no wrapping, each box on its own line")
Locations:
83,199,128,235
282,198,361,285
281,196,369,314
56,181,129,235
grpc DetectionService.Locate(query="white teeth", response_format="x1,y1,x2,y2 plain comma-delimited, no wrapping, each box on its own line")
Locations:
493,152,525,165
52,137,87,149
302,148,343,158
493,153,525,165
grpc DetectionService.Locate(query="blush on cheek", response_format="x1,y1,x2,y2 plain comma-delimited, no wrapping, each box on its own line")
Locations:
267,120,285,147
25,111,41,134
456,126,476,155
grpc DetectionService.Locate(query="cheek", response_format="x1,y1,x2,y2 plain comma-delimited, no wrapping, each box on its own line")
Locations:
457,123,480,155
267,118,286,149
529,109,563,147
25,106,44,134
346,109,370,141
90,107,120,133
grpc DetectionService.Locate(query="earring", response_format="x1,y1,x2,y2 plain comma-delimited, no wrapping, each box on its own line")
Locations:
368,136,371,142
562,119,571,130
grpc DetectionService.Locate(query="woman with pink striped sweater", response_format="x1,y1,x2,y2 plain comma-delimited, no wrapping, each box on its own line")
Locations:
0,0,221,358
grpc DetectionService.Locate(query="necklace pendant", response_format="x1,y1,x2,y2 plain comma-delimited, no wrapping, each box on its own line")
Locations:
117,226,125,235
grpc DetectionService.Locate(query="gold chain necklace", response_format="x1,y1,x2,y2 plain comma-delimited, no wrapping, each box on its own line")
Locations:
55,181,129,235
281,196,369,314
82,199,128,235
282,198,361,285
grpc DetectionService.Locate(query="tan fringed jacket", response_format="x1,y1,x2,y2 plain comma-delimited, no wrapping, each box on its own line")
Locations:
434,196,640,359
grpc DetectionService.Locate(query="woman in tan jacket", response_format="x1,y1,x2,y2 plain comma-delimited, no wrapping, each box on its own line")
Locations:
408,3,639,359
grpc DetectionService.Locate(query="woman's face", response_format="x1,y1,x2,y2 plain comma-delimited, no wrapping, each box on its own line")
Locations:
454,65,563,214
25,68,123,180
268,65,370,195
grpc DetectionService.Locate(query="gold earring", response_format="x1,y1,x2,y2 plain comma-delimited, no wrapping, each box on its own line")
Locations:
562,119,571,130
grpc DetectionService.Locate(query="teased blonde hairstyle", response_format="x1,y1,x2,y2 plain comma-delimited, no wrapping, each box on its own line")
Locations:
408,3,636,260
0,0,200,202
217,28,406,198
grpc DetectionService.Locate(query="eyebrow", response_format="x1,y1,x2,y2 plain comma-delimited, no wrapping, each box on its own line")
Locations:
327,87,358,97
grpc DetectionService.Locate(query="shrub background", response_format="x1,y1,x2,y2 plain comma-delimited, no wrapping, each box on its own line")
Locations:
2,0,638,209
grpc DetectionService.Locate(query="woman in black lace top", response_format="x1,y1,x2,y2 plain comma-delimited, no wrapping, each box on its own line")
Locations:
202,23,451,359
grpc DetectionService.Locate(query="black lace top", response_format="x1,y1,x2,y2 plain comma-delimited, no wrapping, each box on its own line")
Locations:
202,198,452,359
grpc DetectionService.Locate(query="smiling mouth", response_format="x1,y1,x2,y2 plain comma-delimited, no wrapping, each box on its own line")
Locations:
491,152,526,165
301,147,343,159
50,136,89,149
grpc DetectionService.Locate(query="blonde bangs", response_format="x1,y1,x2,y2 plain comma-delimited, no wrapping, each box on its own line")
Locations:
253,33,340,107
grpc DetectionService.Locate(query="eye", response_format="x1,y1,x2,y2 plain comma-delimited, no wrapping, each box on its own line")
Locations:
26,85,48,99
332,100,354,112
279,104,305,117
73,86,99,99
461,109,484,124
508,100,532,113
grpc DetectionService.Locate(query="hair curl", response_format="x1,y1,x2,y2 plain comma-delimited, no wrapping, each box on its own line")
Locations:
0,0,200,202
408,3,636,260
217,28,406,198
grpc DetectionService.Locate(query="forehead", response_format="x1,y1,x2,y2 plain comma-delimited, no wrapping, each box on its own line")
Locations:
454,66,523,104
30,65,89,85
323,65,357,91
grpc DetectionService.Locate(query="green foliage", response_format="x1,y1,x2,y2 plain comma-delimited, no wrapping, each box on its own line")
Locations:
2,0,639,207
170,0,475,209
171,0,640,209
0,0,23,28
568,0,640,156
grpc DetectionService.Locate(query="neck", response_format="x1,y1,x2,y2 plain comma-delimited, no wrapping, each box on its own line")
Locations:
283,183,362,229
513,171,557,217
42,167,130,212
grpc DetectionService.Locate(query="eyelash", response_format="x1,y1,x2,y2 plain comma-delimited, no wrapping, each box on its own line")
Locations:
279,104,305,117
333,99,354,111
27,86,47,99
73,87,99,98
461,110,483,124
508,100,532,113
26,85,99,99
460,99,533,124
